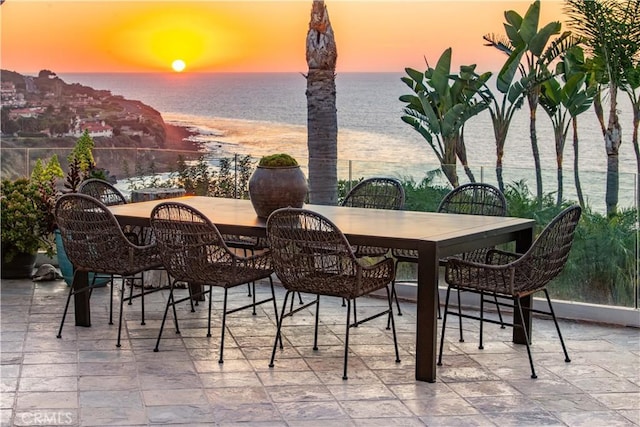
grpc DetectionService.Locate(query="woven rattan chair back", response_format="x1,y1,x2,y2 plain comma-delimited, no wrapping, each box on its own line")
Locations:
510,204,582,295
437,182,506,216
267,208,367,298
341,177,405,210
54,193,156,276
149,202,235,285
79,179,128,206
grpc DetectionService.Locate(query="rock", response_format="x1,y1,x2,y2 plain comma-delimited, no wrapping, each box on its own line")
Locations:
32,264,63,282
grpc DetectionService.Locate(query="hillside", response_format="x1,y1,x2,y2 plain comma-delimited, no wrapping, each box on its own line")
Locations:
1,69,201,179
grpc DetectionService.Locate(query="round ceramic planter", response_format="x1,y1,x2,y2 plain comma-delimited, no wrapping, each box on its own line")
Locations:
248,165,308,218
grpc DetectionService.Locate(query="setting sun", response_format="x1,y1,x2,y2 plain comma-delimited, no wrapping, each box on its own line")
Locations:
172,59,186,72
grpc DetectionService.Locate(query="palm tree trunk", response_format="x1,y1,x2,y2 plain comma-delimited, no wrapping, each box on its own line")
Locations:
605,87,621,216
528,91,543,207
572,118,585,208
456,131,476,183
554,126,564,207
306,0,338,205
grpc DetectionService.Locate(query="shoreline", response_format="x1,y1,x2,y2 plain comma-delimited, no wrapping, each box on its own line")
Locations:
164,123,201,152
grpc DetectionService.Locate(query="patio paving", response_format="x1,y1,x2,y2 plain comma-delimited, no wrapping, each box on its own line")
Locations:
1,276,638,426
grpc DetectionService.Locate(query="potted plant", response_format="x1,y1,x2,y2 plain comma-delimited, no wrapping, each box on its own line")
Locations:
0,176,57,279
34,131,112,285
248,153,308,218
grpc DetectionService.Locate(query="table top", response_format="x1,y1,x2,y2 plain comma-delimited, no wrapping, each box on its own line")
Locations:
109,196,535,256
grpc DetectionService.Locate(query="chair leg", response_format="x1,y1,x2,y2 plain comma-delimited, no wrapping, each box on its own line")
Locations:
116,278,127,348
154,288,177,352
109,276,114,325
515,297,537,379
437,286,453,366
251,282,257,315
56,273,77,339
543,289,571,363
392,259,403,316
140,272,146,326
270,291,292,367
207,287,214,338
457,288,464,343
312,295,321,351
343,298,352,380
219,287,229,364
479,291,485,350
385,285,401,364
353,298,358,326
494,294,505,328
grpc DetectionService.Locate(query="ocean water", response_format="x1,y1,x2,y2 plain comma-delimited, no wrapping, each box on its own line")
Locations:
59,72,638,210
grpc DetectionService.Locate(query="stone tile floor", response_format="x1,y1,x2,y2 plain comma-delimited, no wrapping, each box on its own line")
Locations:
0,276,638,426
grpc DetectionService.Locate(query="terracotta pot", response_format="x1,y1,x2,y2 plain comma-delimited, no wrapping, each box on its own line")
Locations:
1,250,37,279
248,166,308,218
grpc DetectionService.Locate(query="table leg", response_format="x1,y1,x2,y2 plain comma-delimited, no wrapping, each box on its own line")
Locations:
73,270,91,326
415,241,438,382
513,227,534,344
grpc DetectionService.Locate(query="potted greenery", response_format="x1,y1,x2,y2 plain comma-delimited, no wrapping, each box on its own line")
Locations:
248,153,308,218
0,175,57,279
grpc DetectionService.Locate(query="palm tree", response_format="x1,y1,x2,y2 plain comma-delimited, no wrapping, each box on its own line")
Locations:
565,0,640,216
400,48,491,187
539,46,595,206
306,0,338,205
484,0,578,206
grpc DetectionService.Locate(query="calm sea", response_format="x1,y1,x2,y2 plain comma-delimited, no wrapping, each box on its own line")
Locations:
59,72,638,210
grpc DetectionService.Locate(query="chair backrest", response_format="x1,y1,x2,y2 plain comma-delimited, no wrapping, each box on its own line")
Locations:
79,179,128,206
341,177,405,210
437,183,506,216
149,202,232,284
266,207,359,296
54,193,134,274
518,205,582,292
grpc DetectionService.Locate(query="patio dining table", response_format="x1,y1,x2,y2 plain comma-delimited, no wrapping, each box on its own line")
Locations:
72,195,535,383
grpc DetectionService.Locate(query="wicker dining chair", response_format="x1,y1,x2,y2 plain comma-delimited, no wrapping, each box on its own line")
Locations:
340,177,405,320
391,182,508,322
341,177,405,258
79,178,163,312
266,207,400,380
438,204,582,379
149,201,278,364
54,193,164,347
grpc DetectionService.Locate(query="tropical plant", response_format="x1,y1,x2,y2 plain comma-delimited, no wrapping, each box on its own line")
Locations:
306,0,338,205
484,0,579,205
539,46,596,206
0,178,53,262
63,129,111,193
400,48,492,187
482,74,527,193
565,0,640,216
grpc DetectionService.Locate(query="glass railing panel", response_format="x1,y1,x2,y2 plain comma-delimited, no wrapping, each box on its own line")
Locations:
2,147,637,309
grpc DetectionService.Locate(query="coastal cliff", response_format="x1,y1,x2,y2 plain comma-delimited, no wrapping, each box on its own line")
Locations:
0,69,200,179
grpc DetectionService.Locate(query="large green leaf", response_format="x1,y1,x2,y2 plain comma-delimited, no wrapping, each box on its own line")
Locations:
520,0,540,44
497,48,525,93
432,48,452,96
529,21,562,57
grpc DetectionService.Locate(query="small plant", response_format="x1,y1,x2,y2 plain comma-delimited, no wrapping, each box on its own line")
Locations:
258,153,299,167
63,129,112,193
0,178,51,262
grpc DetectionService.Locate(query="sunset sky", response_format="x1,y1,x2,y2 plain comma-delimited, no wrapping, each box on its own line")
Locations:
1,0,566,74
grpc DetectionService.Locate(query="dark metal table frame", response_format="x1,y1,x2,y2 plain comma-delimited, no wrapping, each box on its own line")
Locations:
71,196,535,383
